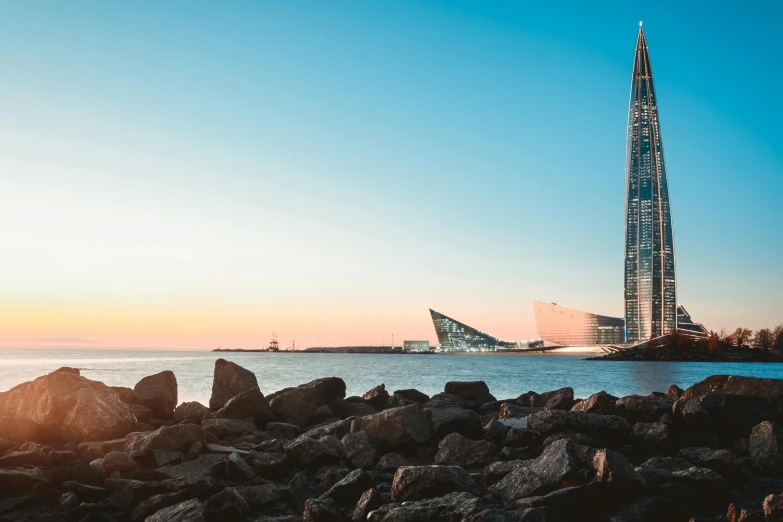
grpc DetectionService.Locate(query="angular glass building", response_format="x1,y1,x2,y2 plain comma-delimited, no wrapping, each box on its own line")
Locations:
624,24,677,343
430,309,499,351
534,301,625,346
429,309,543,351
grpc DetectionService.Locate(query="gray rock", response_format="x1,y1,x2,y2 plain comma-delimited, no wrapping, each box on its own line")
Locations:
391,465,479,502
133,371,178,419
483,419,511,443
101,451,137,473
444,381,496,405
353,488,384,521
0,417,41,444
435,432,498,467
677,446,740,476
631,422,672,451
236,484,283,506
386,394,417,409
284,435,343,469
376,452,409,471
145,498,205,522
153,449,183,467
125,424,209,457
203,486,250,521
342,431,379,469
500,404,541,419
482,460,529,488
363,384,391,410
763,493,783,521
173,401,210,424
156,453,225,479
428,407,482,439
246,451,293,480
320,468,374,507
214,387,274,428
530,388,574,410
304,497,341,522
201,418,256,438
527,410,631,442
367,492,482,522
295,377,347,407
393,389,430,404
571,391,617,415
613,395,673,424
424,393,468,409
493,466,546,505
209,359,258,411
351,405,432,450
269,388,318,427
267,422,301,439
749,420,783,472
592,448,646,487
503,428,539,448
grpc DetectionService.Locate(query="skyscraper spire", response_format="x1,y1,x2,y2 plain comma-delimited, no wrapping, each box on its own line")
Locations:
624,25,677,343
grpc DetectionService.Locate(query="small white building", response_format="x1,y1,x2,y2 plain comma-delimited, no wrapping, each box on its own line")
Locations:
403,340,430,352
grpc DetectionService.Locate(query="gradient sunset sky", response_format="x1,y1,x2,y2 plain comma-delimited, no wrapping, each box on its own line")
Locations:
1,1,781,350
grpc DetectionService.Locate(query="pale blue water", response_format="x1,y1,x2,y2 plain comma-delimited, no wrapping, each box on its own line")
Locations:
1,349,782,405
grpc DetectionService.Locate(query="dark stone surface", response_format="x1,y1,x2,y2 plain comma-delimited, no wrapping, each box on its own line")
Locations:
391,465,479,502
428,407,482,440
133,371,178,419
209,359,258,411
435,432,499,467
444,381,497,406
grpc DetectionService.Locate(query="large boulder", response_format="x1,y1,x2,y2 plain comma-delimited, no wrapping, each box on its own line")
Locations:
284,435,344,469
319,468,374,507
125,424,209,457
592,449,645,487
494,440,584,504
444,381,496,405
351,405,432,450
391,465,479,502
527,409,631,442
0,370,136,442
363,384,390,410
434,432,498,467
749,421,783,472
342,431,379,469
269,388,318,426
613,395,673,424
133,371,178,419
174,401,210,424
214,387,274,427
209,359,259,411
0,417,41,443
682,375,783,408
272,377,347,407
394,389,430,404
427,407,482,439
677,447,740,476
571,391,617,415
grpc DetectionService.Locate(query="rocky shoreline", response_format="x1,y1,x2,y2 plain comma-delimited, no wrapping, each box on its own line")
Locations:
2,363,783,521
589,344,783,362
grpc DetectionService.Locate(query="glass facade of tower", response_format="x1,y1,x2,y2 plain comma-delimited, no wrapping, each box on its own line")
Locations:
430,309,498,351
534,301,625,346
624,26,677,343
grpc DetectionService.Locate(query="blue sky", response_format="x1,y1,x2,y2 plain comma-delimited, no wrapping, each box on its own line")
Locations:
0,1,781,348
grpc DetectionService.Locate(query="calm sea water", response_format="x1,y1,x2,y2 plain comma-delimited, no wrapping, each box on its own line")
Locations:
1,349,782,405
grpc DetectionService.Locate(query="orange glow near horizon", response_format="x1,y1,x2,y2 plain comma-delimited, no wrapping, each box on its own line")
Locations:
0,297,541,351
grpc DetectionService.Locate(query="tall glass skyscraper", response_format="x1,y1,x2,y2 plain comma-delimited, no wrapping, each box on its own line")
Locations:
624,24,677,343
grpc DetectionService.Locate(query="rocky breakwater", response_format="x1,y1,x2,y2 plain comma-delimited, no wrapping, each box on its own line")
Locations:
2,367,783,521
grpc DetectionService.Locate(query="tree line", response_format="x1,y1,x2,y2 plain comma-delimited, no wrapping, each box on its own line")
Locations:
707,324,783,351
